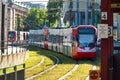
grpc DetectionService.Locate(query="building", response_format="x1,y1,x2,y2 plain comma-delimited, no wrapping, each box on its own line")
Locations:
7,1,46,31
23,2,45,9
62,0,99,27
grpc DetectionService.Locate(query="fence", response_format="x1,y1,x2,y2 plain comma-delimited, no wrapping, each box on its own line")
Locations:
0,40,29,68
0,64,25,80
0,40,28,55
0,40,29,80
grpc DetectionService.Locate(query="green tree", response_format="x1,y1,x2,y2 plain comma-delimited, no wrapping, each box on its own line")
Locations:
23,8,48,30
47,0,63,27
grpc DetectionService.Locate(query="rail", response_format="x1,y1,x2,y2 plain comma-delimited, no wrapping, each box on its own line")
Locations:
0,40,29,80
0,40,29,69
0,64,25,80
0,40,28,55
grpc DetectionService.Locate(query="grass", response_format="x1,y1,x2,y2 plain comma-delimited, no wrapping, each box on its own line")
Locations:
95,55,101,70
96,48,101,70
65,60,93,80
25,46,56,78
26,46,76,80
32,64,75,80
0,45,100,80
25,51,42,69
25,46,100,80
0,46,42,75
25,55,55,78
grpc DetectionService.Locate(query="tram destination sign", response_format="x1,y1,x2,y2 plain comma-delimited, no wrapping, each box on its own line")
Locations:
97,24,108,38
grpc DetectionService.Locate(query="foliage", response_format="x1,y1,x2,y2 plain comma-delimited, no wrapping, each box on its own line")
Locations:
47,0,63,27
94,10,100,26
23,8,48,30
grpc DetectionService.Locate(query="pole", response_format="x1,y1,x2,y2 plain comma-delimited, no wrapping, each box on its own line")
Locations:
69,0,72,26
101,0,113,80
91,0,94,25
85,0,88,25
1,2,8,53
48,1,50,27
75,0,79,25
1,0,8,54
0,0,2,52
1,4,5,53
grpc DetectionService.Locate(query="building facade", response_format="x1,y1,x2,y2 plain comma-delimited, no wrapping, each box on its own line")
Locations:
7,1,46,31
62,0,97,26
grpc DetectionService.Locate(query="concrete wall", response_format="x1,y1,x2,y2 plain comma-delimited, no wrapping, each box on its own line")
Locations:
0,51,29,69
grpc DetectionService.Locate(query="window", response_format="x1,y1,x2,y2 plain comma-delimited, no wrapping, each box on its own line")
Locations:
78,34,94,47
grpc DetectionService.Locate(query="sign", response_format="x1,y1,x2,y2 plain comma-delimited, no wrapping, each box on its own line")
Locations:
89,70,100,80
97,24,108,38
101,12,107,20
108,26,113,37
111,3,120,8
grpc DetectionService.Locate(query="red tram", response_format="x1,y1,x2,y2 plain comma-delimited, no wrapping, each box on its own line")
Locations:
8,31,29,41
29,25,97,59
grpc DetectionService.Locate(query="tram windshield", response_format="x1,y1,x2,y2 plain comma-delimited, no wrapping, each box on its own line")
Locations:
78,28,95,47
8,32,15,38
78,34,94,47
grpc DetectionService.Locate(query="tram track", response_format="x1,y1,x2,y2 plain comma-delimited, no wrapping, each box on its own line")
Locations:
26,56,45,71
58,59,97,80
85,61,97,80
25,54,60,80
58,60,79,80
64,59,98,80
26,46,100,80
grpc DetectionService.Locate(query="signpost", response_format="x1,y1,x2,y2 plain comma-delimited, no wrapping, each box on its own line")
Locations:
89,70,100,80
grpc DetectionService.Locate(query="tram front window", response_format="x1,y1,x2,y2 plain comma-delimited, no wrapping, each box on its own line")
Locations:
8,32,15,38
78,34,94,47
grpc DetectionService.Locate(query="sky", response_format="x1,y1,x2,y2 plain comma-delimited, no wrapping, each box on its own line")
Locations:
14,0,49,5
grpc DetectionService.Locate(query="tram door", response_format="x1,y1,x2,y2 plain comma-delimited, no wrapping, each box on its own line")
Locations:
44,29,48,49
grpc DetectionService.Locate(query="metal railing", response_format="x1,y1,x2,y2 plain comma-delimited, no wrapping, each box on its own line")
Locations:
0,40,29,80
0,64,25,80
0,40,28,55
